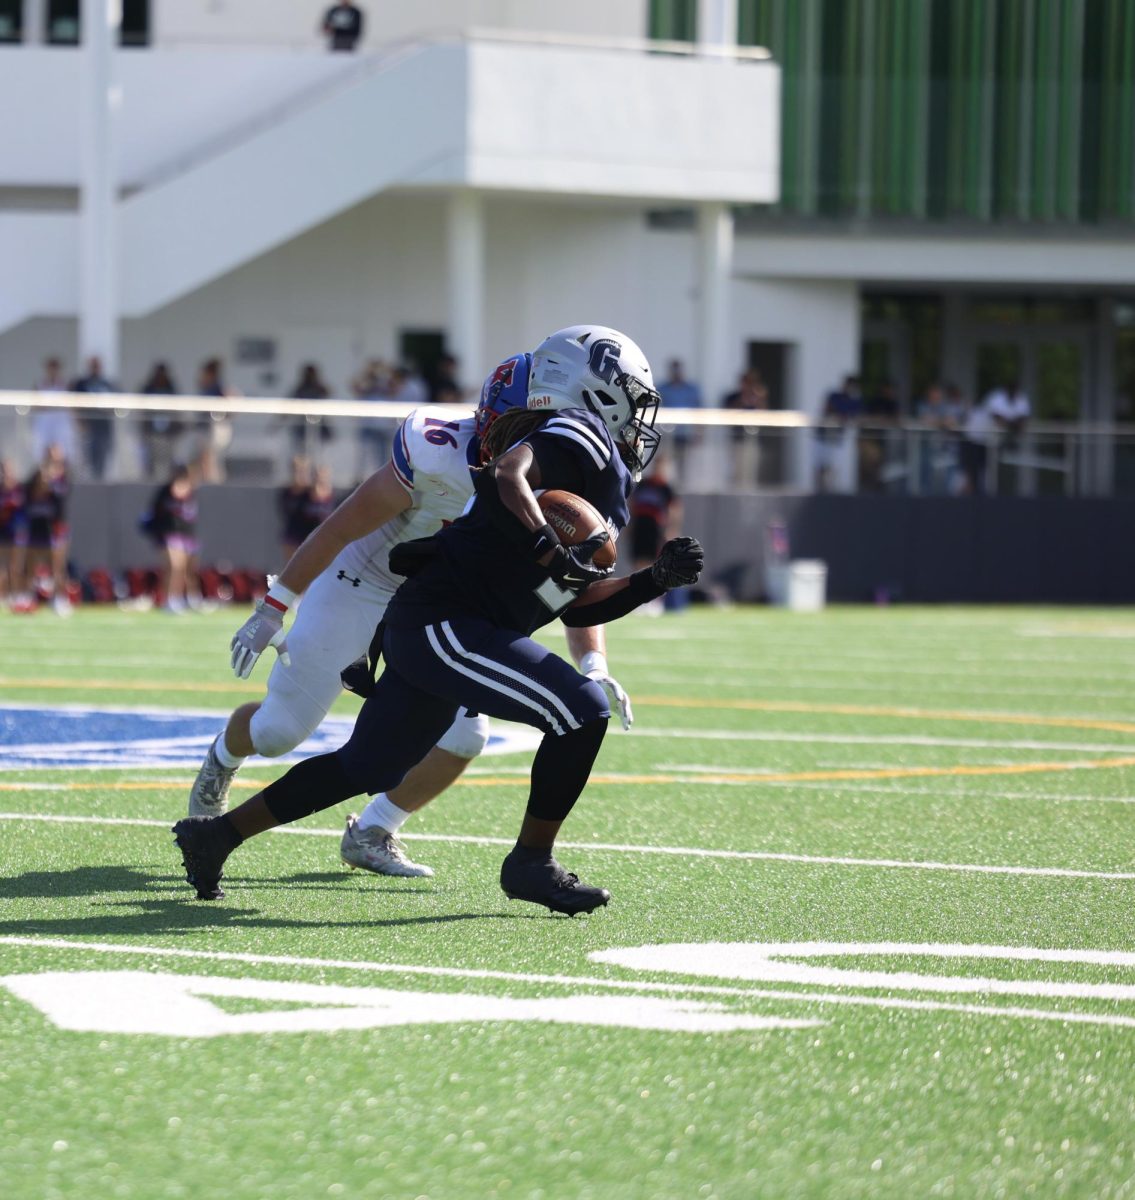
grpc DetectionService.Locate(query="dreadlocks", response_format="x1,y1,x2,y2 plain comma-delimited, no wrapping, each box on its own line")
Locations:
479,405,639,474
478,408,553,465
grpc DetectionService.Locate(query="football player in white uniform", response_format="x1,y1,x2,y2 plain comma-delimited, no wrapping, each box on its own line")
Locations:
188,352,633,877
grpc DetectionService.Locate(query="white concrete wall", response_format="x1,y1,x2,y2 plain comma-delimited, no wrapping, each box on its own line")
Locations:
152,0,649,49
0,195,857,424
0,48,354,187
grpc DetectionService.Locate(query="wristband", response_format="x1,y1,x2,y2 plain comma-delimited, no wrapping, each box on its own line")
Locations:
579,651,608,678
265,579,298,612
529,522,561,560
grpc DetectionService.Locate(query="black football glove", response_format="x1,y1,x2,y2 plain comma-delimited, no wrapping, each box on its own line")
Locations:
651,536,704,590
546,531,613,590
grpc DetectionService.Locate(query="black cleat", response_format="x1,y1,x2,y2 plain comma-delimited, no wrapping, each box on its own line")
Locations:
500,846,610,916
172,816,234,900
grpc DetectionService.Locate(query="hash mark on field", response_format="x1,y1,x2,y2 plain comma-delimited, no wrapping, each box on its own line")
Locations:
0,812,1131,880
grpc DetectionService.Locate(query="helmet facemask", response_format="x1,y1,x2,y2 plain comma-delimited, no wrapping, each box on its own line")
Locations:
586,372,661,479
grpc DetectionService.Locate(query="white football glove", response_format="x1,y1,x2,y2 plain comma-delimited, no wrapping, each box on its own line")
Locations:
587,669,634,732
230,600,291,679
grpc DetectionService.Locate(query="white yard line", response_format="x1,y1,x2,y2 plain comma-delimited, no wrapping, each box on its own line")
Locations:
0,811,1131,880
1,935,1132,1030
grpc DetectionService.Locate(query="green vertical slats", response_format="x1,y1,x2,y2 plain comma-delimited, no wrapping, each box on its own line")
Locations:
1018,0,1036,220
668,0,1135,224
1032,0,1060,219
649,0,696,42
1115,0,1135,217
908,0,930,217
798,0,822,213
1056,0,1085,220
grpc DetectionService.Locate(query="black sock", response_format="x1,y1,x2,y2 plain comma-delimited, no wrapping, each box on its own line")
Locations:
217,815,244,848
525,718,607,823
262,752,359,825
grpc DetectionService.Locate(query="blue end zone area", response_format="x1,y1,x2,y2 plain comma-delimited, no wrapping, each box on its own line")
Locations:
0,703,533,770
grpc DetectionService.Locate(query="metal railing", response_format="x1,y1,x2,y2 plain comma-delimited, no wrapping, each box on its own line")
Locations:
2,390,1132,498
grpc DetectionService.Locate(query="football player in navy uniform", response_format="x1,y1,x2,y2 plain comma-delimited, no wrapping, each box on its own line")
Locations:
173,326,704,915
186,350,633,880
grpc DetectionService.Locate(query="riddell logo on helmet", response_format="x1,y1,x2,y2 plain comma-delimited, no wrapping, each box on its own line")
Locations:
528,395,554,408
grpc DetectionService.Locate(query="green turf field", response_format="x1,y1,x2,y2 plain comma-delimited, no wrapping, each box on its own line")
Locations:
2,604,1135,1199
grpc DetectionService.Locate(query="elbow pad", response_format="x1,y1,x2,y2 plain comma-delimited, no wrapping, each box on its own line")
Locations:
560,570,665,627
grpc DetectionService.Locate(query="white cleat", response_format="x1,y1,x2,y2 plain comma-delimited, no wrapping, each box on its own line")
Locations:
340,813,434,878
188,737,239,817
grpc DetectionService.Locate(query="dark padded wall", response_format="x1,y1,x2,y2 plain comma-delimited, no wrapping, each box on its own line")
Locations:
67,485,1135,604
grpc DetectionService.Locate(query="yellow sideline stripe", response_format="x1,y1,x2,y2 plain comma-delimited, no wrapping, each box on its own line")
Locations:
3,755,1135,792
635,696,1135,738
3,676,1135,737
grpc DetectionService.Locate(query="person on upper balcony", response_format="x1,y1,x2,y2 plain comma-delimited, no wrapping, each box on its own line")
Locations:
322,2,364,51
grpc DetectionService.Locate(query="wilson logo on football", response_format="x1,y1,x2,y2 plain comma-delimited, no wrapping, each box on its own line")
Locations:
547,513,578,538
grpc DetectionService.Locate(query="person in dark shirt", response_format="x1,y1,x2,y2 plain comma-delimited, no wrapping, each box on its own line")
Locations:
11,451,72,614
145,464,202,614
140,361,183,480
630,457,680,567
278,455,314,560
0,459,24,607
71,355,117,480
322,2,363,51
289,464,337,550
173,325,704,914
290,362,334,450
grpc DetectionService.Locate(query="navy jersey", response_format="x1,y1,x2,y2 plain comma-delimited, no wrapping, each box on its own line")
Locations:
387,407,633,636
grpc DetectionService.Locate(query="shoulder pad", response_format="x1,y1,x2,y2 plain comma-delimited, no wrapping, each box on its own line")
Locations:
393,409,476,491
531,407,615,470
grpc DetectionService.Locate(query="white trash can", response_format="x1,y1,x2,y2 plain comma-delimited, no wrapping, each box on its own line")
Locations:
787,560,827,612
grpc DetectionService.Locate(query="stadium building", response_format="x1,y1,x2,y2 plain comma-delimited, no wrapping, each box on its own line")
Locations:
1,0,1133,596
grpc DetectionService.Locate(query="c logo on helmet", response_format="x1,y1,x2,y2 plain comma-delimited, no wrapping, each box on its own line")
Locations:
588,339,622,385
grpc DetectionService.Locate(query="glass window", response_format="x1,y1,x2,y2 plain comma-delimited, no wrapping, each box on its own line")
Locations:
46,0,149,45
0,0,20,42
649,0,696,43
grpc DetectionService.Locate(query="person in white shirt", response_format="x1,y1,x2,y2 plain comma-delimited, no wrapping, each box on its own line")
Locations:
984,380,1031,437
31,357,79,466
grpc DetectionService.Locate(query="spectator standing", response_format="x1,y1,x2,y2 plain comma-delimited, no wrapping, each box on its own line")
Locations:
0,459,23,607
723,369,769,488
657,359,702,482
429,354,463,405
916,381,965,494
11,449,72,615
140,361,182,480
31,357,79,466
859,379,901,492
70,355,117,480
290,362,334,452
194,357,237,483
390,362,429,407
629,455,683,616
322,1,363,51
815,374,863,492
959,392,995,496
143,463,204,614
279,455,313,561
352,358,395,472
985,378,1031,441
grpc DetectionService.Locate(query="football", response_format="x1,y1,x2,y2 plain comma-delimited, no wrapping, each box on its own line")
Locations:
537,489,616,570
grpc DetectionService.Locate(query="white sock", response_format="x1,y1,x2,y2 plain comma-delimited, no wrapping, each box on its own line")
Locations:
355,792,411,834
214,733,246,770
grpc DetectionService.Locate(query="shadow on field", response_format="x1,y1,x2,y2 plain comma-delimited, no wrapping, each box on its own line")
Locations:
0,863,527,935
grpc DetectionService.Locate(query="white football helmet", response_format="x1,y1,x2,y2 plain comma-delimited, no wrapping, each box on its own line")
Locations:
527,325,662,476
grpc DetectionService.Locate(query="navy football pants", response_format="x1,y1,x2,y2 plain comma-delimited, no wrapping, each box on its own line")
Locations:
259,616,610,827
